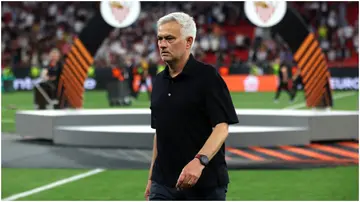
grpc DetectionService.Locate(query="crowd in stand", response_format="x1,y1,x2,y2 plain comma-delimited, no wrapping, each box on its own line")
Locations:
2,1,358,75
246,2,358,75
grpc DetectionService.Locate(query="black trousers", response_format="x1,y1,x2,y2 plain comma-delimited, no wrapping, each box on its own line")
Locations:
274,81,293,100
291,76,302,100
149,181,227,201
136,78,151,99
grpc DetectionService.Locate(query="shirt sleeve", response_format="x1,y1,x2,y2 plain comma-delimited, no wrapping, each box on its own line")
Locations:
205,69,239,127
150,107,156,129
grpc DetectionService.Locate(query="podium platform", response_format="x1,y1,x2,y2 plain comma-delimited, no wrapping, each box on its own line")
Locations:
16,109,358,148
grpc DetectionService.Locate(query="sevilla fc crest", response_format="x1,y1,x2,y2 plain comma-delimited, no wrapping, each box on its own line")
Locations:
254,1,277,23
244,1,287,28
110,1,130,24
100,1,141,28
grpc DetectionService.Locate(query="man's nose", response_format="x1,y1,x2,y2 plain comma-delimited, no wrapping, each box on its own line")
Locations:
158,40,168,49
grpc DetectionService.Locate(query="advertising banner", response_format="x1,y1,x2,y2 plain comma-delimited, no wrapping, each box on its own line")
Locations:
5,67,358,92
328,67,358,90
223,75,278,92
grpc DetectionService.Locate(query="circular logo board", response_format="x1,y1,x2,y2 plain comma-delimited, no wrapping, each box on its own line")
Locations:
100,1,141,28
244,1,287,28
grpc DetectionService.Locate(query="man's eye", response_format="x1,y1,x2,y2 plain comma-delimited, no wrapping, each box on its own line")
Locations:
157,37,175,41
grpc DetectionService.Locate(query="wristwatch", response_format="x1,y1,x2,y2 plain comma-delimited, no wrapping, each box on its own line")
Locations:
195,154,209,166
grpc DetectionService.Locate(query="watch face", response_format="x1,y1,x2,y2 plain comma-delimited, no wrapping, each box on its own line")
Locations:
200,155,209,165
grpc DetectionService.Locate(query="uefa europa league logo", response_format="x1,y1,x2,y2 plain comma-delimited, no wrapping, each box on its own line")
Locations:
244,1,287,28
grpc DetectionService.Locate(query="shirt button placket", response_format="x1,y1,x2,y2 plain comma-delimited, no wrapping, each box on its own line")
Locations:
168,79,174,97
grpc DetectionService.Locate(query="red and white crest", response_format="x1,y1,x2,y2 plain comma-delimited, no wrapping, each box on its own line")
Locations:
254,1,277,23
100,0,141,28
244,1,287,28
110,1,130,24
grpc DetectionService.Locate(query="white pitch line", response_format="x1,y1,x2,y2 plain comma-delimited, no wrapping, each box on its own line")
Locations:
284,92,356,109
2,168,105,201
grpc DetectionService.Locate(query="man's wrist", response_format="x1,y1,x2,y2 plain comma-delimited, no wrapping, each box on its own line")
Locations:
194,154,209,167
194,157,205,169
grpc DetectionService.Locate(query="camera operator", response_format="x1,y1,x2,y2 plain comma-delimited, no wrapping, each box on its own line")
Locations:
35,48,63,109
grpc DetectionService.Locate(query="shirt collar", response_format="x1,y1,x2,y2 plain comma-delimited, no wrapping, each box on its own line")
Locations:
163,54,197,79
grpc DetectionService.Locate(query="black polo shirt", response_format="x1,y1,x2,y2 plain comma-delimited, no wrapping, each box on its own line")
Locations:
150,54,239,189
46,61,63,85
278,62,291,83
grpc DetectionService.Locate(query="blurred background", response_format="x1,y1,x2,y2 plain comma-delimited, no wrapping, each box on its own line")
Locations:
1,1,359,201
1,1,358,94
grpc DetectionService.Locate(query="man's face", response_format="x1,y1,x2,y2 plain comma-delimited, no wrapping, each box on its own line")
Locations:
157,21,192,63
50,51,60,61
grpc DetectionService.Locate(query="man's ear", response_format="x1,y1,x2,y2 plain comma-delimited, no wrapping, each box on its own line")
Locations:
186,37,194,49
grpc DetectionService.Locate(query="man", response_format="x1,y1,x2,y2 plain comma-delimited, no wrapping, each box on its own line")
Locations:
124,56,137,98
107,54,131,106
136,57,152,100
37,48,63,109
274,62,294,103
41,48,63,85
144,12,239,200
291,65,302,101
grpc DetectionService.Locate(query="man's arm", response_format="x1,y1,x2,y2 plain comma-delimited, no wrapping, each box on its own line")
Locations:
176,69,238,189
281,67,288,82
196,69,237,160
148,133,157,180
176,123,229,189
146,100,157,199
197,123,228,160
145,133,157,200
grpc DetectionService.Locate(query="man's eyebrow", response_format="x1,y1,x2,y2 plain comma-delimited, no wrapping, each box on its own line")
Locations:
157,35,175,38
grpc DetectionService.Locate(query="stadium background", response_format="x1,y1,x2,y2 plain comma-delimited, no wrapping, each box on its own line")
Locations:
1,1,359,201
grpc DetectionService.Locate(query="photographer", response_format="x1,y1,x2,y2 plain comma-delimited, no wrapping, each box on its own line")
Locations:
35,48,62,109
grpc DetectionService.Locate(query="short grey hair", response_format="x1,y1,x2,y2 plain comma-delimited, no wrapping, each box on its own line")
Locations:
157,12,197,47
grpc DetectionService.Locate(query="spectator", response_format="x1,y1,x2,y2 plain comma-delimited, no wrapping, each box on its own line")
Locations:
1,1,358,75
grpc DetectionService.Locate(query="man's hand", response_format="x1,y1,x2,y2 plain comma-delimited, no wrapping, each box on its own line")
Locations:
176,158,205,190
144,180,152,200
